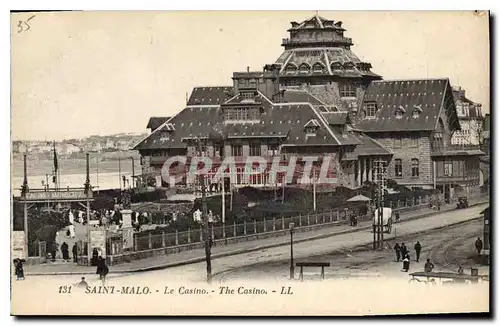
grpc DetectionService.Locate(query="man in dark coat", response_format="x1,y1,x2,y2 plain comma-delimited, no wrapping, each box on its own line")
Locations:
61,242,69,261
475,238,483,255
50,243,58,262
400,243,408,257
72,243,78,263
394,243,401,262
96,256,109,283
414,241,422,262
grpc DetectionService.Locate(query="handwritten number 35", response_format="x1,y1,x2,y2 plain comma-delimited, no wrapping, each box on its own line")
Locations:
17,16,35,33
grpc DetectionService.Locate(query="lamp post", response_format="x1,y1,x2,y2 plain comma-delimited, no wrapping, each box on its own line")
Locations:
129,157,135,189
289,222,295,280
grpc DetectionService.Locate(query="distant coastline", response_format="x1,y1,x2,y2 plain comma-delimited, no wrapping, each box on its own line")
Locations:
12,149,140,162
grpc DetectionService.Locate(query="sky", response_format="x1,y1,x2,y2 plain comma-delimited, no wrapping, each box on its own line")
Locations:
11,11,490,141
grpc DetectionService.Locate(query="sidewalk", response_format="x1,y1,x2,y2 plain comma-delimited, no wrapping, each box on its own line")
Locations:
25,197,489,276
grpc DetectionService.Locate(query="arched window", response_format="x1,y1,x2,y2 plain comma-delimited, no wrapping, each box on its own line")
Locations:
412,105,423,119
312,62,324,73
285,63,298,72
331,62,342,71
395,105,406,119
299,63,310,73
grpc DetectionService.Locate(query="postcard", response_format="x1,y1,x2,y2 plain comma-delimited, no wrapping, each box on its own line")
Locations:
11,10,490,316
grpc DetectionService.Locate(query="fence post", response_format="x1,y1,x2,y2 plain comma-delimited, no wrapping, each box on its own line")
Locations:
263,218,267,232
175,230,179,246
161,231,166,248
254,220,257,234
211,225,215,241
187,228,191,244
307,213,310,225
148,233,152,249
282,216,285,229
244,221,247,235
299,214,302,227
200,226,203,242
329,211,332,223
233,222,237,237
336,211,339,221
273,217,276,231
315,213,318,224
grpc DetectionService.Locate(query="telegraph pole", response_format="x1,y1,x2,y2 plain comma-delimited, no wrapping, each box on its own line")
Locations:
195,137,212,283
373,159,387,249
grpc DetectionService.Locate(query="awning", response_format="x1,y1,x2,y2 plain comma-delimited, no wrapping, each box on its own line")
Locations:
347,194,371,202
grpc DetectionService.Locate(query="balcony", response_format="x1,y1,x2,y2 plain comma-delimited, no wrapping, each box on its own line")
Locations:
281,37,353,46
431,144,484,157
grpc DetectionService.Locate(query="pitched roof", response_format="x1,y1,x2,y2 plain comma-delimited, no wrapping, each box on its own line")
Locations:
147,117,170,130
355,78,458,132
135,88,350,150
282,89,325,106
351,132,392,156
321,112,348,125
186,86,234,106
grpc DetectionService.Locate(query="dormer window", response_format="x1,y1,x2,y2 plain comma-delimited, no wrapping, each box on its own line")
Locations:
412,105,423,119
331,62,342,71
312,62,324,73
365,102,378,118
285,64,298,72
299,63,310,74
165,123,175,131
344,62,354,70
304,119,320,136
395,105,406,119
224,107,260,122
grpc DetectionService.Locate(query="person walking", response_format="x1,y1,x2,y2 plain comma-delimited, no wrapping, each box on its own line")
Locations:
394,243,401,262
96,256,109,284
72,243,78,263
14,259,25,280
475,238,483,255
402,254,410,272
400,243,408,257
395,211,400,223
424,259,435,273
414,241,422,262
61,242,69,261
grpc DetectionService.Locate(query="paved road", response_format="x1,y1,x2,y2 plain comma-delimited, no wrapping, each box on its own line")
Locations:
214,218,489,283
16,203,487,286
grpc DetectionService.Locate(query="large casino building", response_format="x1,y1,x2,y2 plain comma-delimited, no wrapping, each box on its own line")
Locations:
134,15,484,200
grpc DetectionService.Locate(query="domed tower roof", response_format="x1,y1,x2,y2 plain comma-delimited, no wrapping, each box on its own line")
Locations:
274,15,381,82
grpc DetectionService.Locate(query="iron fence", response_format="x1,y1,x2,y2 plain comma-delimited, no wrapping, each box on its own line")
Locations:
129,194,486,252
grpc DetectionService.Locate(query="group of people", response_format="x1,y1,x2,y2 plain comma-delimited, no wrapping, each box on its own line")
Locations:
393,241,423,272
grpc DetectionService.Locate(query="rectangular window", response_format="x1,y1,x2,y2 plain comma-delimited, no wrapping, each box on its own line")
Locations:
268,143,279,156
231,145,243,157
394,159,403,178
249,143,261,156
444,161,453,176
241,91,254,100
249,79,257,88
366,103,377,117
340,84,356,98
411,158,419,177
410,136,419,148
394,137,403,148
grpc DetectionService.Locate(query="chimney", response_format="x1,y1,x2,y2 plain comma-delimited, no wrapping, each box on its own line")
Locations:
247,66,250,73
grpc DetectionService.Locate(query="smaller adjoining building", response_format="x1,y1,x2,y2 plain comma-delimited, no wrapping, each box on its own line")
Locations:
451,86,483,146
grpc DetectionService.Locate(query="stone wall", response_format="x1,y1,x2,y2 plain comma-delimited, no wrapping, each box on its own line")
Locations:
370,132,433,188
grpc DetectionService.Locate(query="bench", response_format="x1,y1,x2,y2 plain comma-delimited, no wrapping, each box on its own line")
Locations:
296,262,331,281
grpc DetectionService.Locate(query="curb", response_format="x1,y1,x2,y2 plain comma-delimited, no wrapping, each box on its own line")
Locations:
26,200,489,276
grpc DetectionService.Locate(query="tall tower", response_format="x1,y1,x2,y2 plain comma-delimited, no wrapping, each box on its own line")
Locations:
274,15,381,112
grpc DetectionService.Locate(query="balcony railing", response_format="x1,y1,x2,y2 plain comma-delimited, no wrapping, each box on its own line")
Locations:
282,37,353,45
